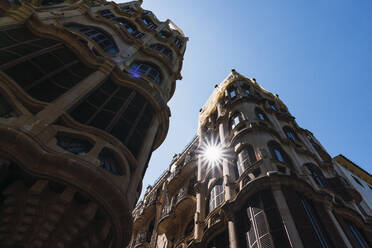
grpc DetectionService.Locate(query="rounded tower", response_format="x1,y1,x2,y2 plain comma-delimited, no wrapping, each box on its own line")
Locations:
0,0,187,247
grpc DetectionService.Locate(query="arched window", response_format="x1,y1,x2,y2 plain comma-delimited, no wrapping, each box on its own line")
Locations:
208,182,224,213
268,101,277,111
129,62,162,84
227,87,237,99
69,79,154,157
56,134,93,155
283,126,298,142
255,108,269,122
98,148,123,176
0,26,94,103
66,24,119,55
242,84,250,95
142,16,157,29
121,6,134,14
0,94,15,118
149,43,173,60
268,141,289,164
230,112,243,130
305,164,325,187
41,0,64,5
159,31,171,39
237,145,257,176
100,9,116,20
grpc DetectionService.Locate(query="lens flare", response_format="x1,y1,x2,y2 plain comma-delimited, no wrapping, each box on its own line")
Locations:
199,137,226,167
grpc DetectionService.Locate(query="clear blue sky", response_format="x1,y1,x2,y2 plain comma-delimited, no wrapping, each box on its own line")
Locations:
117,0,372,194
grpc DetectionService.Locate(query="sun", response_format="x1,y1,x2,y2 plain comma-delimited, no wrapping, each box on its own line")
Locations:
199,137,225,167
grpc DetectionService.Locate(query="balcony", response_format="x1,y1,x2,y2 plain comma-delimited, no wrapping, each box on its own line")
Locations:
326,176,362,203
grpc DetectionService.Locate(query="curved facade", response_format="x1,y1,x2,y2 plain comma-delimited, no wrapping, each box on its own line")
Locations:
131,70,372,248
0,1,187,247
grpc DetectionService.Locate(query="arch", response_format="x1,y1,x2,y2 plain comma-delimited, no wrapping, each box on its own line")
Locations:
0,26,94,103
267,140,291,165
230,112,243,130
98,148,124,176
208,178,224,214
68,79,155,158
129,61,162,84
65,24,119,55
149,43,173,60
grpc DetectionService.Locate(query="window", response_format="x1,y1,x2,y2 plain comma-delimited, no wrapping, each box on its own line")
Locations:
268,141,289,164
242,85,250,95
301,200,328,248
306,164,325,187
142,16,157,29
174,38,183,49
228,88,236,99
98,148,122,175
66,24,118,55
346,221,369,248
255,108,268,121
100,9,116,20
129,62,162,84
208,183,224,213
0,26,94,103
69,79,154,157
237,145,257,176
352,175,364,188
41,0,64,5
146,219,154,242
56,134,93,155
159,31,171,39
121,6,134,14
269,101,277,111
149,43,173,60
283,126,297,142
231,112,243,130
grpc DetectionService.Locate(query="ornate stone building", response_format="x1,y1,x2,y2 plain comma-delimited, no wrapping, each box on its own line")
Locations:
0,0,187,247
131,70,372,248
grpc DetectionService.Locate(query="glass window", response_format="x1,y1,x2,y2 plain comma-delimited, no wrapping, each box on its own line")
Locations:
237,146,257,176
255,108,268,122
352,175,364,188
121,6,134,14
129,62,161,84
231,112,243,129
228,88,236,99
268,141,289,164
301,200,328,248
142,16,157,29
242,85,250,95
307,166,325,187
149,44,173,60
347,222,368,248
56,135,93,155
274,148,284,162
41,0,64,5
66,24,118,54
283,127,297,141
209,184,224,213
174,38,183,49
98,148,122,175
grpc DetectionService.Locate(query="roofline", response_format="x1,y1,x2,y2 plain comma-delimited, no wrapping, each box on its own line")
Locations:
334,154,372,185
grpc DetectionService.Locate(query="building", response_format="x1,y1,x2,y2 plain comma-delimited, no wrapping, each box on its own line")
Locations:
130,70,372,248
0,0,187,247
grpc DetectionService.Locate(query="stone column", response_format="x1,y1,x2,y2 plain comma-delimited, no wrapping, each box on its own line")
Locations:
272,187,304,248
127,115,160,208
194,130,205,241
326,209,353,248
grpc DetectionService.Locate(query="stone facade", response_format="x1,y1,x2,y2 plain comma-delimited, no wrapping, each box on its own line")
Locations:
0,1,187,247
130,70,372,248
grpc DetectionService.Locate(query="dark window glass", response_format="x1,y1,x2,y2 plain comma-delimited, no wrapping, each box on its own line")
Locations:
142,16,157,29
159,31,171,39
255,108,268,122
306,165,325,187
268,141,289,163
242,85,250,95
129,62,161,84
352,175,364,188
0,27,94,103
121,6,134,14
69,80,154,158
301,200,328,248
41,0,64,5
237,146,257,176
283,126,297,141
228,88,236,99
98,148,122,175
66,24,118,54
174,37,183,49
56,134,93,154
346,221,368,248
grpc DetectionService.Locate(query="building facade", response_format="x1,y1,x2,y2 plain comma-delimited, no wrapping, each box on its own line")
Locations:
131,70,372,248
0,0,187,247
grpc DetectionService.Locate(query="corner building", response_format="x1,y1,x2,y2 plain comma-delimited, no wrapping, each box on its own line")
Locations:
0,0,187,247
131,70,372,248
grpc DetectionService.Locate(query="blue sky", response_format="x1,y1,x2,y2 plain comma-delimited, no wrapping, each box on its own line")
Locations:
117,0,372,193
